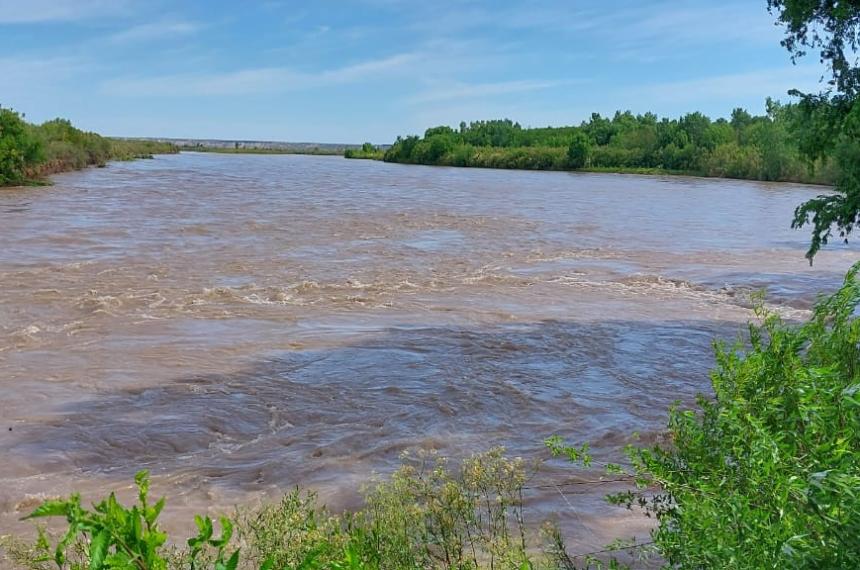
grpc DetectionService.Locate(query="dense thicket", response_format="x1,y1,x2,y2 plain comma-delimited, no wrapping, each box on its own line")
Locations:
382,100,838,185
0,108,178,186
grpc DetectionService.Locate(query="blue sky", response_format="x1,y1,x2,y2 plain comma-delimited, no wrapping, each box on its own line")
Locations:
0,0,827,143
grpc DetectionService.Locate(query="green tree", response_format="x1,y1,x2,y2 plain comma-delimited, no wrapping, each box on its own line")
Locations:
730,107,754,133
566,132,591,169
768,0,860,260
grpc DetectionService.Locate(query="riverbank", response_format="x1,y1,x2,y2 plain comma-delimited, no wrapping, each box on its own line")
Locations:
0,108,178,187
359,104,838,186
344,151,833,187
344,150,701,179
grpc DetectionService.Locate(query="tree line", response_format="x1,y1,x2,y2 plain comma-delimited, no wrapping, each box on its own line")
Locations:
0,107,178,186
375,99,838,186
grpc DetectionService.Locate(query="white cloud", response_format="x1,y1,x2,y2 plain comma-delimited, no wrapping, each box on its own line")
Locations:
101,53,418,96
0,0,131,23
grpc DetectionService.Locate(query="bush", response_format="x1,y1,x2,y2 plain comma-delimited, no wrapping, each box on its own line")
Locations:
567,133,591,169
6,449,591,570
552,262,860,568
2,471,238,570
0,108,43,184
237,448,537,569
702,143,763,179
344,143,384,160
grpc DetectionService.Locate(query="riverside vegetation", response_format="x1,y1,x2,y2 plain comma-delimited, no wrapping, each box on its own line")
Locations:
0,108,178,187
344,143,385,160
359,99,837,186
4,0,860,567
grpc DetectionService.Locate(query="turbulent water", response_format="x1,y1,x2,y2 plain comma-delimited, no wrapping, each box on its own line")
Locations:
1,152,857,551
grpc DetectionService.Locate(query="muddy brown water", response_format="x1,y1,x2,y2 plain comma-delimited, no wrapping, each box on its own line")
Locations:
1,152,857,554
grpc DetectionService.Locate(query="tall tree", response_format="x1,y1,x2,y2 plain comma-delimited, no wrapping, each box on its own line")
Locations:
768,0,860,260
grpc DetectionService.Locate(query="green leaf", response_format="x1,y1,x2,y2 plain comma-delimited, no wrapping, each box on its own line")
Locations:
104,550,133,569
209,517,233,548
54,523,81,567
22,499,71,520
89,529,110,570
145,498,165,527
224,549,240,570
134,470,150,502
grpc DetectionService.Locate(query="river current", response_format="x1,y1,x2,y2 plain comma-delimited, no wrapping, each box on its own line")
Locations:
1,152,856,551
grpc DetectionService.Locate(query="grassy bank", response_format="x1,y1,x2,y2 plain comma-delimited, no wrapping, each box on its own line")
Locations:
376,100,838,185
0,108,178,187
4,264,859,569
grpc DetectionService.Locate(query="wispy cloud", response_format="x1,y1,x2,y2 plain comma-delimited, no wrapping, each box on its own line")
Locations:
0,0,825,141
408,79,577,104
101,52,418,96
108,20,202,43
0,0,131,23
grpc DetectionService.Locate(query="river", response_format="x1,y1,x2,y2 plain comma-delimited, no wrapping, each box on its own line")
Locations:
0,152,856,552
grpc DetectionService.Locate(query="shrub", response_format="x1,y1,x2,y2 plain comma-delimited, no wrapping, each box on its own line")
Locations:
6,449,589,570
3,471,238,570
566,133,591,169
702,143,763,179
551,262,860,568
0,108,43,184
235,448,541,569
344,143,384,160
